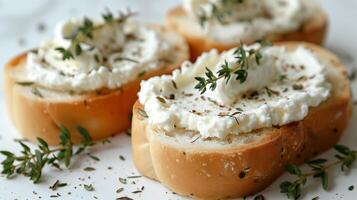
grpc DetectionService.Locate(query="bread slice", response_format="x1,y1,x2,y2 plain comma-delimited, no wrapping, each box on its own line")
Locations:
166,6,328,60
131,42,352,199
3,26,189,145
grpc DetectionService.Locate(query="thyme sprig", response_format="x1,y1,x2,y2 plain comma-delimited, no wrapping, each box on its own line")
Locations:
56,9,136,61
194,40,272,94
0,125,93,183
198,0,244,26
280,144,357,200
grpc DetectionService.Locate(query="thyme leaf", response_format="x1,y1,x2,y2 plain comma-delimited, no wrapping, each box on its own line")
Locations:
198,0,245,27
56,9,136,61
0,125,93,183
280,144,357,199
16,81,34,86
55,47,74,60
102,9,114,23
83,184,95,191
194,40,272,94
137,108,148,118
49,180,67,191
31,87,44,98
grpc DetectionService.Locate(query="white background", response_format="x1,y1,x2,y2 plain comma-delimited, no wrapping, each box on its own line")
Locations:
0,0,356,199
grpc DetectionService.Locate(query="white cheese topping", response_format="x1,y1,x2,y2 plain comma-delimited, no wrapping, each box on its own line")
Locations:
183,0,319,43
138,44,331,139
23,18,177,92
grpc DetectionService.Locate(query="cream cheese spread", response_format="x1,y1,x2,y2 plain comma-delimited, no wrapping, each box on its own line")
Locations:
23,16,177,92
138,44,331,139
183,0,319,43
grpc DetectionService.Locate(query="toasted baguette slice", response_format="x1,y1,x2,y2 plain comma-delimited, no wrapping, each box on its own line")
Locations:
166,6,328,60
4,26,189,145
131,42,352,199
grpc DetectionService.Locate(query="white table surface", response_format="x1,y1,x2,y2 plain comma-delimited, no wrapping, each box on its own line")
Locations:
0,0,356,199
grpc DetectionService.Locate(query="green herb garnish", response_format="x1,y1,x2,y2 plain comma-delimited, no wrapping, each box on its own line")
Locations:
194,40,272,94
88,153,100,161
138,70,146,78
84,184,95,191
56,9,135,61
102,9,114,23
119,155,125,161
83,167,96,171
31,87,44,98
79,18,94,39
280,144,357,199
253,194,265,200
119,177,127,184
156,96,166,104
114,56,139,63
137,108,148,118
127,175,141,179
117,197,133,200
0,125,92,183
55,47,74,60
116,188,124,193
49,180,68,191
198,0,245,27
349,185,354,191
16,81,34,86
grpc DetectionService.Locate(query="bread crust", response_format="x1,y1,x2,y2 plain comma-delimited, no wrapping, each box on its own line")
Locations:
3,26,189,145
166,6,328,60
131,42,352,199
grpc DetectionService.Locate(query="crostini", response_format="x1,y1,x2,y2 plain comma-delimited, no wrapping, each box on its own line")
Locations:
132,42,352,199
3,10,189,144
166,0,328,59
